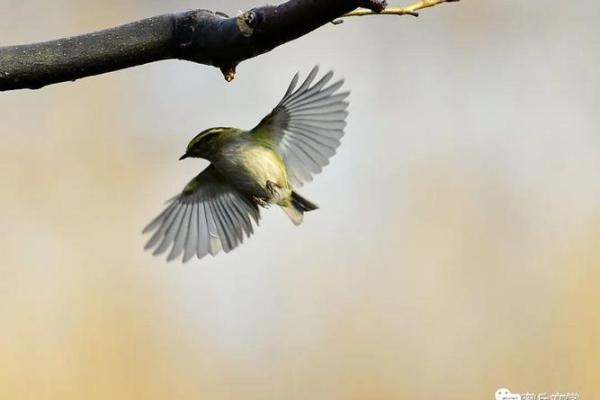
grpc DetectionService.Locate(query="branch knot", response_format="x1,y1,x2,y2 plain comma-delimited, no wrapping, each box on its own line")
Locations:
237,10,258,37
361,0,388,13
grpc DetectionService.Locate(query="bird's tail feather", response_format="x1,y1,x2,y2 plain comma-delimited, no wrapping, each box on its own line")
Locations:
282,191,318,226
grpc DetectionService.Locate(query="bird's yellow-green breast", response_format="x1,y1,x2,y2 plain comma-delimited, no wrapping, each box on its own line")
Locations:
215,137,290,200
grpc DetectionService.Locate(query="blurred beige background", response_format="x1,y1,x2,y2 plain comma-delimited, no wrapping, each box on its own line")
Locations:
1,0,599,399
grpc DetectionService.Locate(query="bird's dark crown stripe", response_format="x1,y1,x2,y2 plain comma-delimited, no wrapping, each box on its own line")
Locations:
190,128,223,147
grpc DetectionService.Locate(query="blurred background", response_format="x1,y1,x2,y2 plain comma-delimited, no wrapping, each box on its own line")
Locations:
1,0,599,398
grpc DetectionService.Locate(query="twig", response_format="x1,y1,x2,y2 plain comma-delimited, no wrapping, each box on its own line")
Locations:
338,0,459,21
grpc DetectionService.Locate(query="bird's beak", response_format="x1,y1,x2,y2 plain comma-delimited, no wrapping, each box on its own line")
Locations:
179,154,188,161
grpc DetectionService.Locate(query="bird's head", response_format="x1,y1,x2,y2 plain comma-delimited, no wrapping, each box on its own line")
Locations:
179,127,235,161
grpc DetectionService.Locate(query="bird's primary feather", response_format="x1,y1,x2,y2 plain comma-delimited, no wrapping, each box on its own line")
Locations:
251,65,349,187
143,165,260,262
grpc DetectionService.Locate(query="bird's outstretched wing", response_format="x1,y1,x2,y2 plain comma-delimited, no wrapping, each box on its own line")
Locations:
143,165,260,262
251,66,349,188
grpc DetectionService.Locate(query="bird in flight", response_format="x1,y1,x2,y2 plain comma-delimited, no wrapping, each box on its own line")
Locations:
143,66,349,262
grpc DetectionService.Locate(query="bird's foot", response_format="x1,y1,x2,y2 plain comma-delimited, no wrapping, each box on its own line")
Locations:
253,196,271,208
266,181,283,200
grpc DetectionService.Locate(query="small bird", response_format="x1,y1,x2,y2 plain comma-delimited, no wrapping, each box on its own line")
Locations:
143,66,349,262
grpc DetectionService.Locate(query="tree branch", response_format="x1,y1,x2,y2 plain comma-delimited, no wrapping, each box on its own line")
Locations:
0,14,177,91
0,0,459,91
